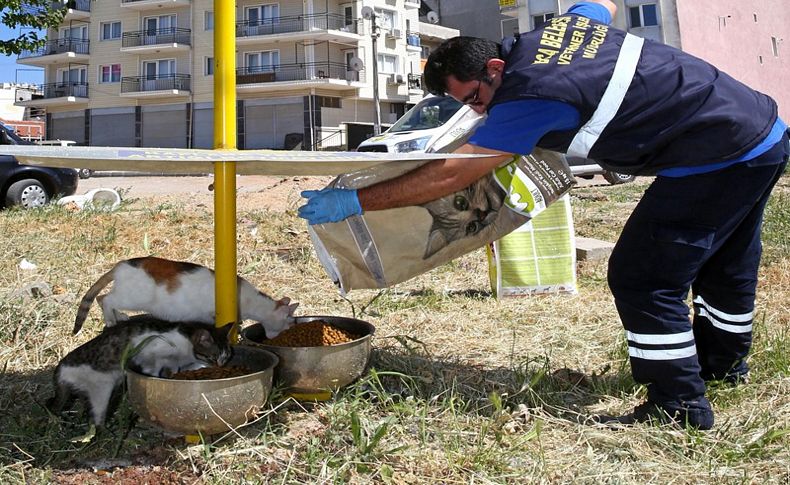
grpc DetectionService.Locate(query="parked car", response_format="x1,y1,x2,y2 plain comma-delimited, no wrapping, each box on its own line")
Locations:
0,123,79,209
35,139,93,179
358,95,636,185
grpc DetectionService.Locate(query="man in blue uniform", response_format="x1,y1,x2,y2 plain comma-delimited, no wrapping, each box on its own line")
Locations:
298,0,789,429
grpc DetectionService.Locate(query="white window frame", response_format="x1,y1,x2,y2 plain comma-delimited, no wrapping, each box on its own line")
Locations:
205,11,214,30
100,21,122,41
57,66,87,84
98,63,121,83
60,25,88,40
374,8,396,31
205,56,214,76
532,12,555,30
629,3,659,28
246,4,280,24
245,50,280,72
377,53,398,74
143,58,176,79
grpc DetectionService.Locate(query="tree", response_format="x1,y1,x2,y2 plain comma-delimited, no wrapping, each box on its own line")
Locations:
1,1,66,55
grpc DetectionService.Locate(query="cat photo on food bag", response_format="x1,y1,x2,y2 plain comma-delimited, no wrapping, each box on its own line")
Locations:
420,175,505,259
73,257,298,338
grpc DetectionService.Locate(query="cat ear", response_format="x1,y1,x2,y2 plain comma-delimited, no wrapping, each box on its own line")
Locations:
276,297,291,308
288,302,299,315
218,322,234,341
423,226,449,259
192,328,213,348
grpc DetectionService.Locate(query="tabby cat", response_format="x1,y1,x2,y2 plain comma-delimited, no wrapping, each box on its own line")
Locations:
49,317,233,427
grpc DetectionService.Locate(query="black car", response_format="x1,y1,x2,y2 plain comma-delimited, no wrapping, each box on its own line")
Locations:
0,123,78,209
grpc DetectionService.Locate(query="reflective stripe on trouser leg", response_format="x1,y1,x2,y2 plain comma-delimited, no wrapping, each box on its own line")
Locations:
692,295,753,380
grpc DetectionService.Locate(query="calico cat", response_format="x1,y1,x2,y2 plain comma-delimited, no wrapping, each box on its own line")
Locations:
73,257,298,338
420,176,504,259
49,317,233,427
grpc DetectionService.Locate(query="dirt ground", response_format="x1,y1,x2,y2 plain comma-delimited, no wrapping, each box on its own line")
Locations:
77,174,335,212
77,173,608,212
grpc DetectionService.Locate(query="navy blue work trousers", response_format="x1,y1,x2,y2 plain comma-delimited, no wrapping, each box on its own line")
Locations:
607,138,788,406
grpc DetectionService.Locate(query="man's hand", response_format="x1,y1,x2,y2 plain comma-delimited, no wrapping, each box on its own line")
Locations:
298,188,362,225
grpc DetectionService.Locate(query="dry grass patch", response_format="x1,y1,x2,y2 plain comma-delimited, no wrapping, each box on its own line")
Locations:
0,174,787,483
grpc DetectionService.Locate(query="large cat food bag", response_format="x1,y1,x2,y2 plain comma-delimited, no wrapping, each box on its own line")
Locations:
308,120,575,294
487,194,577,298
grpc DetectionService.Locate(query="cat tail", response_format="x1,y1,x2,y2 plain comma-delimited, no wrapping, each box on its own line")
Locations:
73,268,116,335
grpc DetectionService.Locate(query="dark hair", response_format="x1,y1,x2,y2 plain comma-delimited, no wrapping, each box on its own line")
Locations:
423,36,500,96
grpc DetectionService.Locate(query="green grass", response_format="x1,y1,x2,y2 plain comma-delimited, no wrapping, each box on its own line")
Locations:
0,175,787,483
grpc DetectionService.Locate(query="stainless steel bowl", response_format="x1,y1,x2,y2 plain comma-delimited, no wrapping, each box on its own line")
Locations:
126,345,279,435
242,315,375,393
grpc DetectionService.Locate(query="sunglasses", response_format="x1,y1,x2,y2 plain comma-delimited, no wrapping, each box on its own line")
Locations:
462,79,482,106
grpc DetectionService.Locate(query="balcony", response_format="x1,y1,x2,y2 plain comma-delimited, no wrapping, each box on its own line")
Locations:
121,28,191,53
404,0,420,8
51,0,91,21
236,13,362,45
120,74,191,98
17,38,89,65
120,0,190,11
236,62,365,93
15,82,89,107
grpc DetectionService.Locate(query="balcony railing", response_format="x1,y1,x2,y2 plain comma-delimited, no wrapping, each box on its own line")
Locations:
236,13,361,37
407,73,422,91
121,74,191,93
52,0,91,11
18,37,89,59
236,61,365,84
40,82,89,98
122,28,192,48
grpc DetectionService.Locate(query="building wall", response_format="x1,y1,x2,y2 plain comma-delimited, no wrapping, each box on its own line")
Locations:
675,0,789,121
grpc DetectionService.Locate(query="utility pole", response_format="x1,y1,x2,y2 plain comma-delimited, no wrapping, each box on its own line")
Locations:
362,6,382,136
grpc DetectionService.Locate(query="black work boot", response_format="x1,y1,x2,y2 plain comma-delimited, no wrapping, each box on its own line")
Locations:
593,397,714,430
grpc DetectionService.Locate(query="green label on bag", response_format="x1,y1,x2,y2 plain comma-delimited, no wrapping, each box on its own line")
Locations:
493,156,546,217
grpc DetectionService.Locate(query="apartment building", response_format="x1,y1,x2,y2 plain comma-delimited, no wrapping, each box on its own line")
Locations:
16,0,458,150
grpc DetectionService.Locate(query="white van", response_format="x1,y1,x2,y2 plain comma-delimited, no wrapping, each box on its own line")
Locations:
358,94,635,184
357,95,480,153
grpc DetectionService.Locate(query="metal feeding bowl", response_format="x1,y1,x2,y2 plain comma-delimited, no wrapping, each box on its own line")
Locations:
126,345,279,435
242,315,375,394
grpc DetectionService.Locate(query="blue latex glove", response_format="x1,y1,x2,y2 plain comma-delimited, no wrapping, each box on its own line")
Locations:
298,187,362,225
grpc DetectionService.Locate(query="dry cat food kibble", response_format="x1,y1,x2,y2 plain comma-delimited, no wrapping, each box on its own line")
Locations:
264,321,360,347
169,366,254,380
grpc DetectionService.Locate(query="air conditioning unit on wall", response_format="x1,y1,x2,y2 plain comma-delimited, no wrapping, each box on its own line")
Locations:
387,74,405,85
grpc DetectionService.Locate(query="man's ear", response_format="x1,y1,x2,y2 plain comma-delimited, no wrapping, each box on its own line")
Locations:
485,58,505,78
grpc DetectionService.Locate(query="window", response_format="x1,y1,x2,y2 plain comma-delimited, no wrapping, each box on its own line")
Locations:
144,14,177,34
532,12,554,30
143,59,175,79
205,11,214,30
100,21,121,40
421,45,430,59
374,8,395,31
246,50,279,72
246,4,279,25
58,67,87,84
377,53,397,73
319,97,341,109
99,64,121,83
629,4,658,28
502,18,519,38
205,57,214,75
60,25,88,40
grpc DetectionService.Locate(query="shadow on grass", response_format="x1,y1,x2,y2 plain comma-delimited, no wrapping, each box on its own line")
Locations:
356,345,638,422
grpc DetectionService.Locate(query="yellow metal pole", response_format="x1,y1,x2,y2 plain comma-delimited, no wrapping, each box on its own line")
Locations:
213,0,238,341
